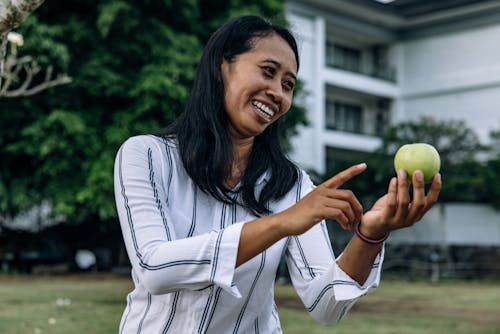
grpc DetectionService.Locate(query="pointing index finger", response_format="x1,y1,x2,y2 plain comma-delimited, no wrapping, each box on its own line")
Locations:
322,163,367,189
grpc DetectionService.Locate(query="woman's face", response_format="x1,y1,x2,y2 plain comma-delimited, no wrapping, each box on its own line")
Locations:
221,33,297,142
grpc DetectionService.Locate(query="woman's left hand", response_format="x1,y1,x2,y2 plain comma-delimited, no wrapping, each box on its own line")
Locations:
359,169,442,239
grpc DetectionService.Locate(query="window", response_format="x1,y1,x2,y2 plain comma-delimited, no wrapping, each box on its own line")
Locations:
375,99,390,136
326,43,362,73
371,45,395,82
325,100,363,133
326,39,396,82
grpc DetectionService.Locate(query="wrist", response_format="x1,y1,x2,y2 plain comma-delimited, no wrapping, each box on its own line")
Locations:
268,214,289,239
355,221,389,245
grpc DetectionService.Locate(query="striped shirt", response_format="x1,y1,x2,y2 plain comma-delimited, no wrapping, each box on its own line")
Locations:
114,135,383,334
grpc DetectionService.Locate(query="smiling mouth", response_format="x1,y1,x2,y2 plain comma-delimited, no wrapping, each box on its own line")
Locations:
252,101,275,121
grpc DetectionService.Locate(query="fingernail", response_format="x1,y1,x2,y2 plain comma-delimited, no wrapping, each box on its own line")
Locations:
416,171,424,182
391,177,397,187
356,163,367,169
398,169,407,179
437,173,441,184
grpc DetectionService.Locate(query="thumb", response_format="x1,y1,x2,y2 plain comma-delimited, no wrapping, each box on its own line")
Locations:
322,163,367,189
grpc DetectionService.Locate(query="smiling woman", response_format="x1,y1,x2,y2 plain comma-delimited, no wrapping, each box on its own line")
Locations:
114,15,441,334
220,32,298,188
158,15,301,213
221,34,297,139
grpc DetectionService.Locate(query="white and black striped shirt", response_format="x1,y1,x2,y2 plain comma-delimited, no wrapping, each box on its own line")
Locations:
114,135,383,334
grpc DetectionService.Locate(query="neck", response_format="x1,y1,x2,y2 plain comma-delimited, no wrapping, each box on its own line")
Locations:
226,138,254,189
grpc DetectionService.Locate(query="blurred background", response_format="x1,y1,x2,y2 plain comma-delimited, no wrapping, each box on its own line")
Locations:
285,0,500,281
0,0,499,333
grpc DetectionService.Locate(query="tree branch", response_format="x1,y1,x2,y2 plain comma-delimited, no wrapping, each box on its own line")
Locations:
15,73,71,96
0,32,7,86
0,54,71,98
0,0,45,35
0,1,71,98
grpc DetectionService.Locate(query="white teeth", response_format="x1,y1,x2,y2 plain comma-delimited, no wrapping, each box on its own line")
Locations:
253,101,275,117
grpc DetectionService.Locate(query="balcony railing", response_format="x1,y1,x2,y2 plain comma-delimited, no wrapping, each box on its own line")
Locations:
326,43,397,82
327,61,397,82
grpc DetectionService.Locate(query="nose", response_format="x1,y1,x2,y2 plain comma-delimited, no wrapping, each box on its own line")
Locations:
266,80,283,104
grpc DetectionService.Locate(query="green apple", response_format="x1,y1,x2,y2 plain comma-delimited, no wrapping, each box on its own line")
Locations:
394,143,441,183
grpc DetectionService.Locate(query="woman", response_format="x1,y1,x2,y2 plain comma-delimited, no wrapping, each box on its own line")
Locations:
114,15,441,333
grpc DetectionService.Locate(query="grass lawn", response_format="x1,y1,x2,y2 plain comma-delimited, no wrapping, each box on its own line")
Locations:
276,279,500,334
0,274,499,333
0,274,131,334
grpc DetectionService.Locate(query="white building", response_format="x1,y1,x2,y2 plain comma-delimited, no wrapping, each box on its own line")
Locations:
285,0,500,253
286,0,500,174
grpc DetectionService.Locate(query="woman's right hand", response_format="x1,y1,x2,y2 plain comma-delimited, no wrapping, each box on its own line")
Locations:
276,163,367,237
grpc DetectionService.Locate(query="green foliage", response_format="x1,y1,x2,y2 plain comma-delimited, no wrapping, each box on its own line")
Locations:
4,110,97,219
0,0,307,231
485,128,500,209
380,116,486,165
376,116,490,203
96,1,133,38
281,80,309,149
16,15,70,69
321,116,499,208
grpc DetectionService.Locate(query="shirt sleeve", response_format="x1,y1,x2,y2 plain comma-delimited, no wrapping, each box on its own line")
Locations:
114,136,242,297
285,171,384,325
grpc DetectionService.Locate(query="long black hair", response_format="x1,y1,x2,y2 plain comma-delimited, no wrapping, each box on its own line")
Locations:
159,15,300,216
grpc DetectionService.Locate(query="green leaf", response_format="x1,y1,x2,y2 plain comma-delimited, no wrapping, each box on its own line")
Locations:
96,1,132,38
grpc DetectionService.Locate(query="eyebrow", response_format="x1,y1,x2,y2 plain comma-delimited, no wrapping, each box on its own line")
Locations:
263,59,297,82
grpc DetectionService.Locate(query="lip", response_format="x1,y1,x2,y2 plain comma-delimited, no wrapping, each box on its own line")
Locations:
251,100,278,123
251,104,271,123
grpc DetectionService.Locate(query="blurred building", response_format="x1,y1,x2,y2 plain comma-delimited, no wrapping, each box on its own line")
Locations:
285,0,500,278
286,0,500,174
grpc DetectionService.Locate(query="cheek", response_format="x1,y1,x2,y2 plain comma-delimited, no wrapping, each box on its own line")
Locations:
225,82,246,106
281,96,293,114
224,87,237,110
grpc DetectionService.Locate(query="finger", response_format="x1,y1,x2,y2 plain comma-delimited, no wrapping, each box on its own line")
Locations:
413,174,442,222
393,169,410,225
324,207,350,230
407,170,426,223
384,177,398,219
423,173,442,212
322,163,367,189
325,189,363,222
323,198,357,226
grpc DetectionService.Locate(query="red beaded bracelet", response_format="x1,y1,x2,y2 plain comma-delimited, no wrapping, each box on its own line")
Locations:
355,222,389,245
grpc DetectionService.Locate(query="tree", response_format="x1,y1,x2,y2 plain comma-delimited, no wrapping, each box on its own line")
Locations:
0,0,44,35
380,116,486,164
0,0,70,98
485,127,500,209
0,0,45,70
378,116,491,203
0,0,306,244
321,116,490,207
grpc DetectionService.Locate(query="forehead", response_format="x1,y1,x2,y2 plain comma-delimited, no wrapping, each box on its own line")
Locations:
246,34,298,73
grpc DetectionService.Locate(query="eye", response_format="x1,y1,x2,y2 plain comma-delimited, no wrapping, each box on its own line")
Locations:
262,66,276,76
282,80,295,92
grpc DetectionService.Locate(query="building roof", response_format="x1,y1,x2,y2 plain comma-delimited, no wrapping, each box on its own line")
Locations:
288,0,500,38
353,0,496,19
